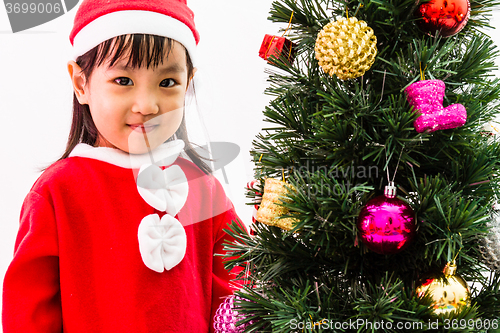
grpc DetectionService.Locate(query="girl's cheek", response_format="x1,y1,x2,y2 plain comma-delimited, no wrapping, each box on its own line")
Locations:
169,94,187,110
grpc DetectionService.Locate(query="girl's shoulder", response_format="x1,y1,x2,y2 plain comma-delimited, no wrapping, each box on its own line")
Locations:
35,157,90,185
175,156,211,179
29,156,112,198
174,156,234,213
174,156,220,194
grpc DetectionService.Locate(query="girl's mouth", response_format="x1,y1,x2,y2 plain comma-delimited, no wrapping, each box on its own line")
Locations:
129,124,158,133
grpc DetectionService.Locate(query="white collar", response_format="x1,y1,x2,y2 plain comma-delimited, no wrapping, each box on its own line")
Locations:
69,140,185,169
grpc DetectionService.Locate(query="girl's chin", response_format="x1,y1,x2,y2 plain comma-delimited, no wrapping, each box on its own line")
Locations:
94,133,164,154
127,141,157,155
126,134,164,154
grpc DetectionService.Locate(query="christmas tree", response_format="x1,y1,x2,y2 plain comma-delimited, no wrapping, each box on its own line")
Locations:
222,0,500,331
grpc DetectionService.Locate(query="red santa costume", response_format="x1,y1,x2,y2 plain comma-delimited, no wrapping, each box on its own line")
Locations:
3,1,245,331
3,139,244,332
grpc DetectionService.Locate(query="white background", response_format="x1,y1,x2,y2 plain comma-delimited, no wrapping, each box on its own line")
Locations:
0,0,499,324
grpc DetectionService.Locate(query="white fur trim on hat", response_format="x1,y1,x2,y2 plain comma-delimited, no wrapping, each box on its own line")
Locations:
72,10,197,64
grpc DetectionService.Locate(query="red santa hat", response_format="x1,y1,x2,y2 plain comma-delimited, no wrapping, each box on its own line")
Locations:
69,0,199,62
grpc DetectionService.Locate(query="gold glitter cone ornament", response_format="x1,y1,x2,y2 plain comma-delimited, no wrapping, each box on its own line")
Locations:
416,262,471,316
256,178,299,231
315,17,377,80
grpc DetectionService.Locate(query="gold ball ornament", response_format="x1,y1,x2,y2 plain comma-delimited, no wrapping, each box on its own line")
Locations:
255,178,299,231
315,17,377,80
416,262,471,316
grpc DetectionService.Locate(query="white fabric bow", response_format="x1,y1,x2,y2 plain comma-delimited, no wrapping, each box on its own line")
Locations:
136,164,188,215
136,163,189,272
138,214,187,272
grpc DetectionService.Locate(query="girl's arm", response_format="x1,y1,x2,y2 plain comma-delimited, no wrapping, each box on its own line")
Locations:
210,201,248,333
2,191,62,332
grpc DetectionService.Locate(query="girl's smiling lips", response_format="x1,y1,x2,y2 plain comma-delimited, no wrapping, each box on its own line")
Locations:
128,124,159,133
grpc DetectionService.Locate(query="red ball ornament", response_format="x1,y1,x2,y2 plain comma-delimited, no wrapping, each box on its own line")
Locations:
357,182,416,255
414,0,470,37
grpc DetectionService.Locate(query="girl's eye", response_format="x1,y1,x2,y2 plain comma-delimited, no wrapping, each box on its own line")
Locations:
114,77,133,86
160,79,176,88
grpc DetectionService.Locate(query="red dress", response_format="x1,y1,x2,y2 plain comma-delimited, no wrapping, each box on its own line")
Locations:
3,140,244,332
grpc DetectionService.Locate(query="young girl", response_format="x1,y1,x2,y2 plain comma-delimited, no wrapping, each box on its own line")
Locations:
2,0,245,332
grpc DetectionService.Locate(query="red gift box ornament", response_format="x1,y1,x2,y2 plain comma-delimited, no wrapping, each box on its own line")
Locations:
259,34,297,65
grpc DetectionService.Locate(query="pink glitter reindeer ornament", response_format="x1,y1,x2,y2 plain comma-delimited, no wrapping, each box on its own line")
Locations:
405,80,467,132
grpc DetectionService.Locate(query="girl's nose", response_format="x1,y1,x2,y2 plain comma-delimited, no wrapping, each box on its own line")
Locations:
131,91,160,115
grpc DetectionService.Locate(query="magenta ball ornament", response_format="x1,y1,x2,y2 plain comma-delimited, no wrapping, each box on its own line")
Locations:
357,194,416,255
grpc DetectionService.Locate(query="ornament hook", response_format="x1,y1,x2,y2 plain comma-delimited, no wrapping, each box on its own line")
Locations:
384,145,405,198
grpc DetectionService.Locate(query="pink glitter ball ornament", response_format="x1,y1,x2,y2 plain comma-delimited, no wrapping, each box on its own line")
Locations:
357,183,416,255
213,295,252,333
405,80,467,133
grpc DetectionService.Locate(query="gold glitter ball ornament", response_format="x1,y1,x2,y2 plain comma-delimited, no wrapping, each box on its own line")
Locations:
256,178,299,231
315,17,377,80
416,262,471,316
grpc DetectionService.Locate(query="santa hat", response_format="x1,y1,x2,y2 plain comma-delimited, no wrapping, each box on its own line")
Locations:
69,0,199,62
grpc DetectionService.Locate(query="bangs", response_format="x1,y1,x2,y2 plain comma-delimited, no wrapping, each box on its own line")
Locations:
94,34,175,69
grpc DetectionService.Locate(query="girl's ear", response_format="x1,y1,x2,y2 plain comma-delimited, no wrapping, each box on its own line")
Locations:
67,61,89,105
187,67,197,90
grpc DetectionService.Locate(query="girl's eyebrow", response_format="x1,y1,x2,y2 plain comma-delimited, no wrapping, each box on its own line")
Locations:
108,62,186,74
157,63,187,74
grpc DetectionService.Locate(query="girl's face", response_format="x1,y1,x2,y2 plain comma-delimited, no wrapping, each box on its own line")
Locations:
68,40,193,154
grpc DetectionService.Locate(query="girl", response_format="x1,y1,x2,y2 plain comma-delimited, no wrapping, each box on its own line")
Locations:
2,0,245,332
